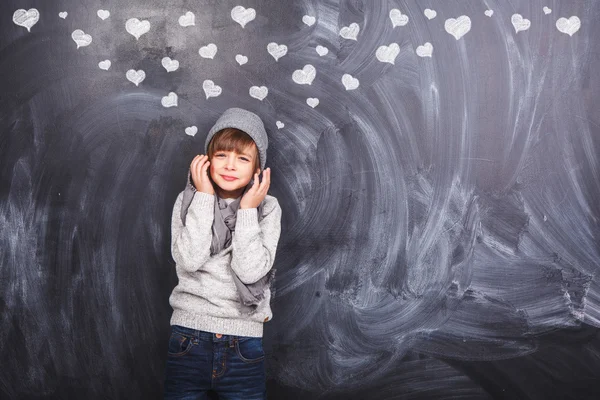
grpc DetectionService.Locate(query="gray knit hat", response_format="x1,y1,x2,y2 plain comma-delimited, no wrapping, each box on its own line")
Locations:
204,107,268,170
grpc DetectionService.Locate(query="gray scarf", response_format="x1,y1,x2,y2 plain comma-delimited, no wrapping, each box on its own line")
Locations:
180,169,276,315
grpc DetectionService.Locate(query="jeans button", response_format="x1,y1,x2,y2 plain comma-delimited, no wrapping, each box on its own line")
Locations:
215,333,222,338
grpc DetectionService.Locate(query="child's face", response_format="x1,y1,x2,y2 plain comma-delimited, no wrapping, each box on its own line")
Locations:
209,145,260,198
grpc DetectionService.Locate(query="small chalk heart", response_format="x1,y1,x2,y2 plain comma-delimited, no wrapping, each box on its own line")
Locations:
306,98,319,108
484,10,494,17
59,12,68,19
339,22,360,40
556,16,581,36
249,86,268,101
185,126,198,136
389,9,409,27
543,7,552,15
235,54,248,65
316,45,329,56
202,80,222,99
445,15,472,40
126,18,150,40
302,15,316,26
292,64,316,85
98,60,111,70
276,121,284,129
72,29,92,49
376,43,400,64
97,10,110,20
267,42,287,61
161,92,178,108
162,57,179,72
424,9,437,20
231,6,256,28
416,42,433,58
126,69,145,86
13,9,39,32
199,43,217,59
341,74,359,90
511,13,531,33
179,11,195,27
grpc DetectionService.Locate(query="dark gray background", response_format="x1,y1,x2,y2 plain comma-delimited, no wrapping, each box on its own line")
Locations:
1,0,599,399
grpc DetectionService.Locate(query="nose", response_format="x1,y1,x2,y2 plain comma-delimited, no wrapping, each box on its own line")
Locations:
225,155,236,169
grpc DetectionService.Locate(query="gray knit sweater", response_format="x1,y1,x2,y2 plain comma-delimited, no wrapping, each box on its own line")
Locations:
168,190,282,337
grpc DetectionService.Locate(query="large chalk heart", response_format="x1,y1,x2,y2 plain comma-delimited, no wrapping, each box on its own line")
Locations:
97,10,110,20
556,16,581,36
376,43,400,64
444,15,471,40
161,92,178,108
267,42,287,61
249,86,268,101
126,69,145,86
306,98,319,108
341,74,359,90
389,9,409,27
72,29,92,49
199,43,217,59
339,22,360,40
202,80,222,99
13,9,39,32
511,14,531,33
231,6,256,28
292,64,316,85
416,42,433,58
126,18,150,40
162,57,179,72
179,11,195,27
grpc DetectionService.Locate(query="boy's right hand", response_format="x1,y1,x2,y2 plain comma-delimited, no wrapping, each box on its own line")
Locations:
191,155,215,195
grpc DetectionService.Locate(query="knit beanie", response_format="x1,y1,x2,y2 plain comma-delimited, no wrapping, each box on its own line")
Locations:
204,107,268,170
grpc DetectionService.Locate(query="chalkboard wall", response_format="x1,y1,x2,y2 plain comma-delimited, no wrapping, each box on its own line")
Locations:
2,0,600,399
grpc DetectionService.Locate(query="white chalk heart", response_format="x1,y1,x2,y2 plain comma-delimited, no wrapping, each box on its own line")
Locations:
249,86,268,101
97,10,110,20
235,54,248,65
306,98,319,108
185,126,198,136
511,14,531,33
556,16,581,36
424,9,437,20
13,9,39,32
202,80,222,99
199,43,217,59
162,57,179,72
416,42,433,58
389,9,409,27
71,29,92,49
126,18,150,40
231,6,256,28
292,64,316,85
341,74,359,90
267,42,288,61
59,12,68,19
445,16,471,40
316,45,329,56
276,121,284,129
98,60,111,70
543,7,552,15
179,11,195,27
161,92,178,108
339,22,360,40
484,10,494,17
126,69,145,86
302,15,316,26
376,43,400,64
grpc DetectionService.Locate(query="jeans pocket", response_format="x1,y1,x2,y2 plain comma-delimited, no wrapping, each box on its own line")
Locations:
167,327,194,357
235,337,265,363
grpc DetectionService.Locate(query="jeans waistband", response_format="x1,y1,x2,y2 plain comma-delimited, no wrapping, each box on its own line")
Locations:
171,324,255,342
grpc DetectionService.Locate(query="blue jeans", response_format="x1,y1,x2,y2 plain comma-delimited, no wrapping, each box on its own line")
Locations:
163,325,267,400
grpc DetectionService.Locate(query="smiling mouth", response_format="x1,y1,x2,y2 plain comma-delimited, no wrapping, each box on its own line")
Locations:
221,175,237,181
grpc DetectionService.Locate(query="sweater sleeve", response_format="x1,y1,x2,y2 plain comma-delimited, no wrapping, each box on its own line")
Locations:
231,198,282,284
171,191,215,273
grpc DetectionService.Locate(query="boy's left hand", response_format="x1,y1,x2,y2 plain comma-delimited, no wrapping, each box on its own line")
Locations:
240,168,271,209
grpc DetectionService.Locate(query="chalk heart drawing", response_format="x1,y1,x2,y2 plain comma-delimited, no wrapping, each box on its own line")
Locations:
97,10,110,20
339,22,360,40
235,54,248,65
199,43,217,59
267,42,287,61
249,86,268,101
424,9,437,20
59,12,68,19
389,9,409,27
98,60,111,70
13,9,39,32
511,14,531,33
185,126,198,136
445,16,471,40
126,18,150,40
341,74,359,90
161,57,179,72
231,6,256,28
302,15,316,26
416,42,433,57
316,45,328,56
306,98,319,108
126,69,145,86
71,29,92,49
202,80,222,99
485,10,494,17
376,43,400,64
276,121,284,129
179,11,195,27
556,16,581,36
162,92,178,108
543,7,552,15
292,64,316,85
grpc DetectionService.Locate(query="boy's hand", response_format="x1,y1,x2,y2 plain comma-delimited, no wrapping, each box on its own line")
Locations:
240,168,271,209
191,155,215,195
